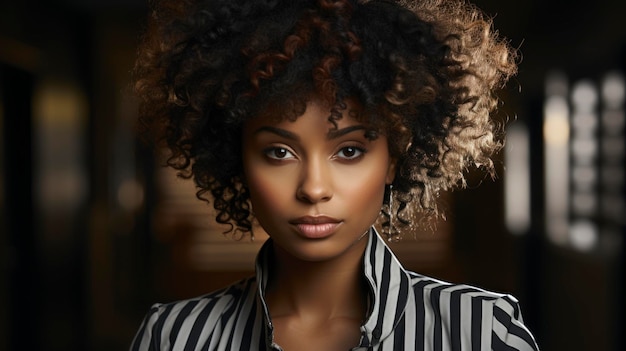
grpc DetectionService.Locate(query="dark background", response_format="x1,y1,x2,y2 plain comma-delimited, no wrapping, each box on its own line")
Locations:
1,0,624,350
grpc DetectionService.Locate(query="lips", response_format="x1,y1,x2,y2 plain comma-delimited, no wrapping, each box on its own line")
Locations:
289,216,342,239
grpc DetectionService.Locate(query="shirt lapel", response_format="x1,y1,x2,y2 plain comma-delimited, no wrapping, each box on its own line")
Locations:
359,227,412,347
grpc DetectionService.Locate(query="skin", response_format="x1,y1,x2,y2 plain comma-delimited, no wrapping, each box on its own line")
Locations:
242,97,395,350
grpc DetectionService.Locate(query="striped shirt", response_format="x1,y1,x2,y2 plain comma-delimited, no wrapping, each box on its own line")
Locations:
131,228,539,350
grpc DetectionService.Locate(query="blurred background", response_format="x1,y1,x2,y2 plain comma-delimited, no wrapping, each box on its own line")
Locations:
1,0,624,350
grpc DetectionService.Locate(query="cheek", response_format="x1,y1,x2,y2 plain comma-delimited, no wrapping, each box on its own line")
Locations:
244,163,296,218
347,175,386,206
248,175,281,207
335,162,389,216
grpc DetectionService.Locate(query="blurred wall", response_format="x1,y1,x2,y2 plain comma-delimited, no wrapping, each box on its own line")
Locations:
1,1,624,350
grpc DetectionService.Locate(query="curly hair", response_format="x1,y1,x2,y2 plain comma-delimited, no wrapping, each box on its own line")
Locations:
134,0,517,238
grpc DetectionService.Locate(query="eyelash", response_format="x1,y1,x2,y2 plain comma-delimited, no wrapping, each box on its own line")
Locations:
264,147,295,160
263,145,367,162
335,145,366,161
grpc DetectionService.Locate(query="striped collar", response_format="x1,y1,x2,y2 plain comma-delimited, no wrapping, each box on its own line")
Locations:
254,227,412,348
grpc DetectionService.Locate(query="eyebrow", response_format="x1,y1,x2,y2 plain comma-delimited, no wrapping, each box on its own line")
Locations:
326,125,367,140
254,125,367,141
254,126,299,141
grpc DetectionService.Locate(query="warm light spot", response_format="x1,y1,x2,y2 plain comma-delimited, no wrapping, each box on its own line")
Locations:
505,123,530,234
544,73,571,245
569,220,598,251
33,79,88,213
543,96,570,145
571,80,598,113
571,138,597,163
602,71,625,109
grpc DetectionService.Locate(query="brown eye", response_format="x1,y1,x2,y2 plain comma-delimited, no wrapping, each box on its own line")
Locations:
337,146,365,160
265,147,294,160
274,148,287,158
343,147,356,157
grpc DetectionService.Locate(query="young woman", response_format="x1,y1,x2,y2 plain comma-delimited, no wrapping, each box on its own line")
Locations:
130,0,539,350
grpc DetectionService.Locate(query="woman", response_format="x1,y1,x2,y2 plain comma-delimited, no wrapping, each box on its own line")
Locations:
131,0,539,350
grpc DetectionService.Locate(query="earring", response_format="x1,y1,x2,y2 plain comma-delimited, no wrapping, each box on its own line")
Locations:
383,184,396,241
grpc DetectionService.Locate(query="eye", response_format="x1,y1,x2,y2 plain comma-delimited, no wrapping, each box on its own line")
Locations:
265,147,295,160
336,146,365,160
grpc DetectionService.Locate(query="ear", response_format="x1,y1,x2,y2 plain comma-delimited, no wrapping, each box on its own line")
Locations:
385,158,397,185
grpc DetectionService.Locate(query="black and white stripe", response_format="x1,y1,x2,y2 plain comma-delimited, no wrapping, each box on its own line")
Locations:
131,228,539,350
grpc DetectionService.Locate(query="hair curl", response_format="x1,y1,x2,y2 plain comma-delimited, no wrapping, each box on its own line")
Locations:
134,0,517,238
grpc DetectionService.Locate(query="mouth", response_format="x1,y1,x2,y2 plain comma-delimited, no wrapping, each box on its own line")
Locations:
289,216,342,239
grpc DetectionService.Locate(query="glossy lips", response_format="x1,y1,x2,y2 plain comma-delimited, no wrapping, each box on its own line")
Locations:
289,216,342,239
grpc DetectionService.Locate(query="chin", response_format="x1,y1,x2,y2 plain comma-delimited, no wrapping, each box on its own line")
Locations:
273,236,367,263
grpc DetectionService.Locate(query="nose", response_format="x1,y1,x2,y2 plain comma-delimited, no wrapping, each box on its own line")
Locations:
296,160,333,204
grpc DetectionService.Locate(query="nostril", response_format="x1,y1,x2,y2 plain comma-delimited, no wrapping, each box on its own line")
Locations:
296,180,333,203
296,186,332,203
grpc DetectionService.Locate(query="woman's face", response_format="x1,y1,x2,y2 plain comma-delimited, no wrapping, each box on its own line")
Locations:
242,98,395,262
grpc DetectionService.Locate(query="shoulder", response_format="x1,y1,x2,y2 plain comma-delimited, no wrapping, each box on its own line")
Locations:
130,276,257,351
408,271,518,307
405,272,539,350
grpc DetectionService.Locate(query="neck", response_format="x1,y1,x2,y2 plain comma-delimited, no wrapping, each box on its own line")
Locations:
265,238,369,322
